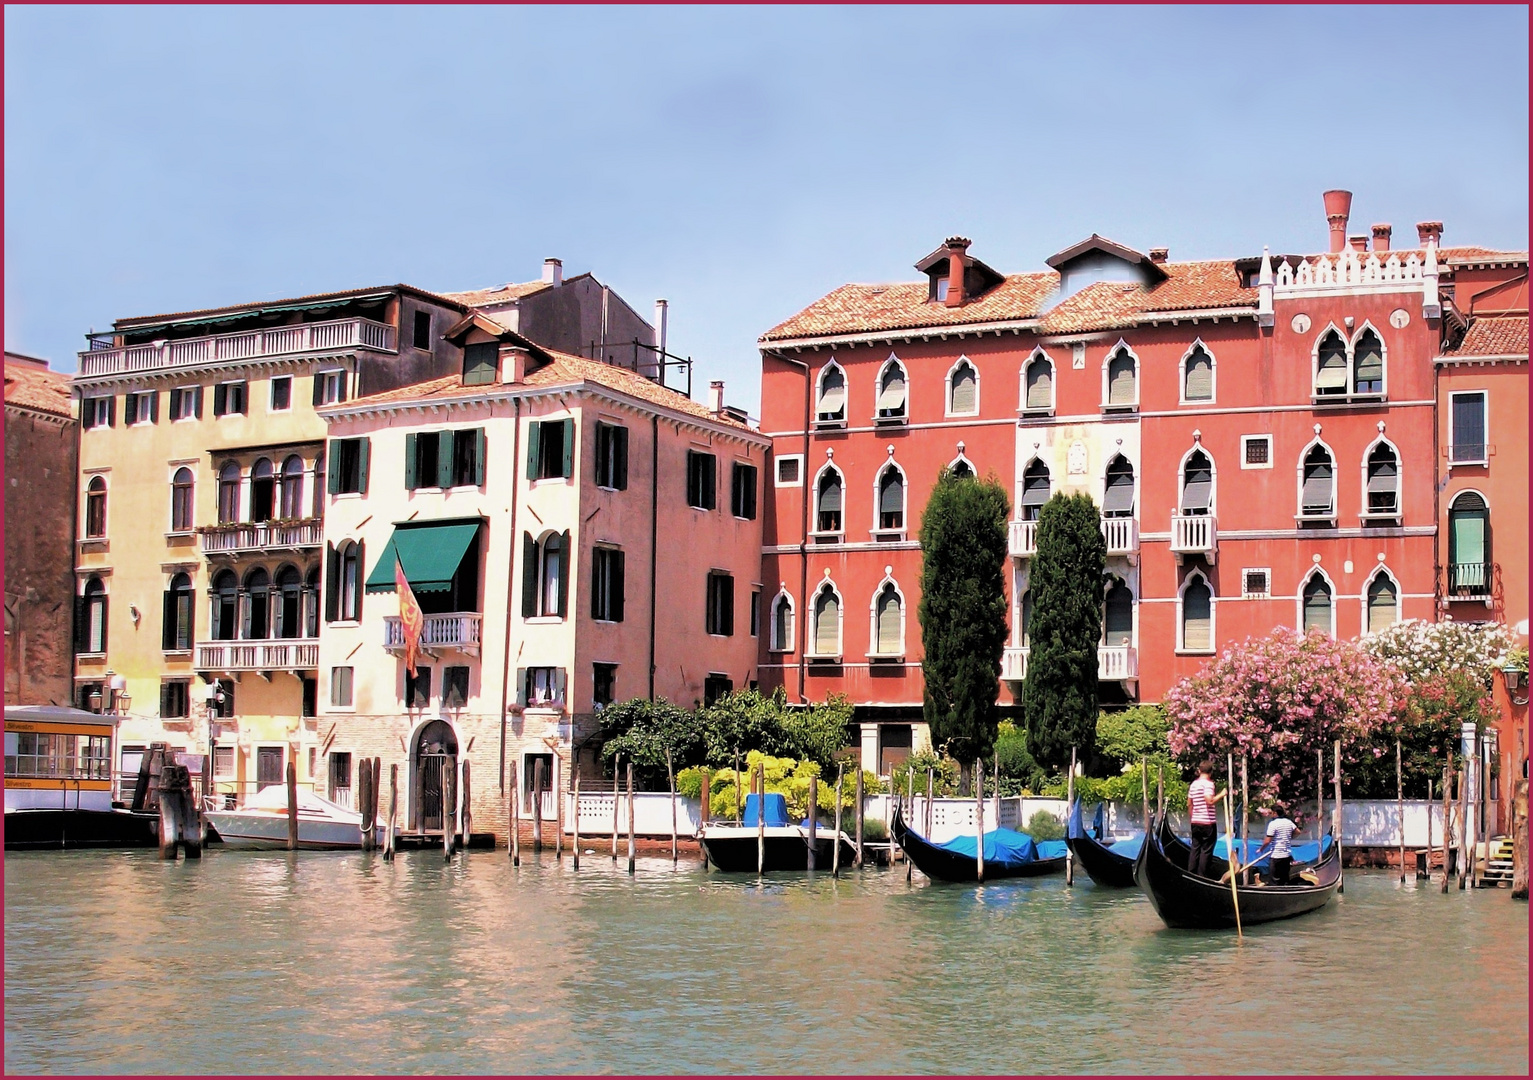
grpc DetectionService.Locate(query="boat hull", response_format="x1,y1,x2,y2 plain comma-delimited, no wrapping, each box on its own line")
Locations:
892,808,1066,883
1067,833,1140,888
203,810,382,850
699,826,855,873
3,808,159,850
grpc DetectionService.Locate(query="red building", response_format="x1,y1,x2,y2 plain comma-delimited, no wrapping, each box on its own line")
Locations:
756,193,1526,776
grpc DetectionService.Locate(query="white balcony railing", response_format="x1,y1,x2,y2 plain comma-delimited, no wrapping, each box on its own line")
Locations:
1002,646,1030,682
1009,520,1038,558
1098,644,1137,681
199,519,322,555
79,317,396,378
1101,516,1138,557
197,638,319,672
1170,513,1218,561
384,612,483,656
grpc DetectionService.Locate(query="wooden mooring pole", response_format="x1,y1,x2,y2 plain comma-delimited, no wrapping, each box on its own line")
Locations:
552,756,562,860
442,757,454,862
1223,756,1243,942
358,759,373,852
510,759,521,866
905,767,914,883
975,757,986,885
532,757,545,854
571,758,581,871
1065,747,1075,887
854,767,864,867
384,763,398,861
925,767,934,838
667,749,678,866
287,760,299,852
808,775,819,871
831,762,844,879
626,760,636,876
1240,755,1249,867
611,755,621,861
1441,761,1453,893
1422,776,1432,881
755,764,765,876
699,767,711,870
1140,755,1150,831
461,759,472,853
1317,747,1326,850
1333,741,1344,894
1396,739,1405,884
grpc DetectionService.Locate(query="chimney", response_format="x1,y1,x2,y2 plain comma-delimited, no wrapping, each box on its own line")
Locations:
708,380,725,416
499,343,531,384
1323,189,1353,253
646,299,668,382
542,258,563,286
1416,221,1443,247
1256,247,1275,329
1371,223,1392,252
1349,235,1369,252
943,236,971,308
1148,247,1169,265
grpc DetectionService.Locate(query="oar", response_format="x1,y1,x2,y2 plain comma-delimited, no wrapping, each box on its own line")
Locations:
1224,753,1243,941
1221,841,1273,884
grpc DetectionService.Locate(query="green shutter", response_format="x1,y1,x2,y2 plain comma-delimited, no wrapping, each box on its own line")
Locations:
327,442,342,494
404,434,418,490
162,588,177,651
526,421,541,480
521,533,538,617
615,426,628,490
612,550,625,623
325,543,339,622
473,428,486,487
1451,507,1486,567
357,439,370,495
561,420,574,478
437,431,454,489
557,530,571,617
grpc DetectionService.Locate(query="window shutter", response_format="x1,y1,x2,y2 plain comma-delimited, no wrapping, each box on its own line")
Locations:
1302,581,1330,635
819,474,842,514
313,375,326,407
514,667,527,708
106,396,116,427
1105,585,1134,646
240,589,252,640
191,386,203,419
1452,394,1486,457
555,668,567,706
744,465,757,519
877,367,906,415
561,420,574,478
214,384,227,415
351,541,364,621
1354,338,1384,388
817,371,845,419
436,431,454,488
473,428,486,487
877,590,901,654
179,590,193,651
704,454,717,509
404,434,418,490
525,421,541,480
814,593,839,655
723,577,734,636
557,530,571,617
879,472,903,518
325,543,339,623
1182,580,1211,650
357,439,369,495
1026,361,1052,410
611,550,625,623
1450,506,1487,567
74,596,87,652
521,533,538,618
1102,467,1134,515
950,365,976,413
337,372,349,404
614,426,628,490
327,443,341,494
1315,348,1348,390
1108,355,1136,405
147,390,159,423
1184,352,1212,400
162,589,176,651
1301,455,1333,513
1367,578,1397,633
1181,456,1213,511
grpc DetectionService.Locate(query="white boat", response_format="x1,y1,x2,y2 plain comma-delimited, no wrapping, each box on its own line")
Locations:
205,785,382,850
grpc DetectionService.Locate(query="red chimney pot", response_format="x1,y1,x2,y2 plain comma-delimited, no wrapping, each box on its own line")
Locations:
944,236,971,308
1323,189,1353,253
1416,221,1444,247
1371,223,1392,252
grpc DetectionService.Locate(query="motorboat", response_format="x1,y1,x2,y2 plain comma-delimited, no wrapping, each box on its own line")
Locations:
698,793,856,872
205,784,382,850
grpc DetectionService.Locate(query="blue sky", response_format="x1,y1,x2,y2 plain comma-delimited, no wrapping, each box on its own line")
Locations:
6,5,1527,415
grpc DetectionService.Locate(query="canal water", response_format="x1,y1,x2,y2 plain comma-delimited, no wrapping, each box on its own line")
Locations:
4,848,1526,1075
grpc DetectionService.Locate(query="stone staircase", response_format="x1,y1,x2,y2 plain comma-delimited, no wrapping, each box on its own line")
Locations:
1480,835,1515,887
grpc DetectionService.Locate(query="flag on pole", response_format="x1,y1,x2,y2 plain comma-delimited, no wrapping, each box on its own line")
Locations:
395,555,424,677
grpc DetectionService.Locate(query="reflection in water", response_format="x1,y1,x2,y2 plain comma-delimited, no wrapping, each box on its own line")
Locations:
4,850,1526,1075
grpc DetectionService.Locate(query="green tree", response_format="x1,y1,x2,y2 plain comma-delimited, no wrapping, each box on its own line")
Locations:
918,467,1011,793
1023,492,1106,773
1094,705,1171,774
598,698,702,787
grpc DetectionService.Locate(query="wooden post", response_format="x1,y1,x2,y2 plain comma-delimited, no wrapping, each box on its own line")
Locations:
808,775,819,871
1423,777,1432,881
611,755,621,860
1459,760,1470,890
1397,739,1405,884
626,760,636,876
975,758,986,884
158,763,183,860
461,759,472,852
358,758,372,852
372,758,381,846
510,759,521,866
925,767,934,838
755,764,766,876
992,755,1000,829
1512,778,1528,900
1140,755,1150,832
287,760,299,852
571,758,581,871
1222,773,1243,941
733,751,742,827
832,762,844,879
1317,748,1326,848
699,766,711,870
552,756,562,860
1065,747,1075,886
532,757,545,854
1333,740,1344,894
442,757,454,861
384,763,398,861
854,768,864,867
1240,755,1249,867
1157,763,1165,821
1441,761,1452,893
666,749,678,866
904,767,915,880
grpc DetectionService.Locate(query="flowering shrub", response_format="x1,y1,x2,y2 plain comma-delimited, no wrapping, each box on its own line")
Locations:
1348,668,1497,797
1164,629,1406,813
1358,618,1512,686
677,752,882,822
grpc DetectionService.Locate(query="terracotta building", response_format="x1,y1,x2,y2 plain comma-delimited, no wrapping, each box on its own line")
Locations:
4,352,78,705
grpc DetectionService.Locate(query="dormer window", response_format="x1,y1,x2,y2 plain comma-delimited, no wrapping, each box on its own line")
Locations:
934,277,949,303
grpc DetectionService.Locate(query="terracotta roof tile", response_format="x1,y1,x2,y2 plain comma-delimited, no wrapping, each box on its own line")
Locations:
1441,316,1529,359
113,284,464,329
439,280,550,307
4,355,74,419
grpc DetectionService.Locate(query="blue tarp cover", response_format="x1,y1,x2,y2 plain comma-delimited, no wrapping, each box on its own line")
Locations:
741,793,790,827
937,828,1068,868
1069,798,1144,860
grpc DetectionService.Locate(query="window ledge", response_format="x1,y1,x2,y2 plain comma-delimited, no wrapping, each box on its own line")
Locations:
77,652,107,663
1175,648,1217,657
866,653,904,664
523,705,565,715
532,476,572,486
871,530,906,544
805,653,842,664
165,531,195,541
874,414,907,426
811,532,844,544
409,486,444,494
1100,403,1138,414
1448,459,1489,469
323,706,357,714
813,418,846,429
1019,407,1055,418
162,650,193,659
77,538,110,551
1294,514,1337,527
327,619,361,629
524,616,565,625
1360,512,1402,525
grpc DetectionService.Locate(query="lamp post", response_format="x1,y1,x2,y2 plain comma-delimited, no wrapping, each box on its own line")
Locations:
202,682,226,810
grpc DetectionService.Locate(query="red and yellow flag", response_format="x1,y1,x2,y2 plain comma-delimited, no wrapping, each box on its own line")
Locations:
395,555,424,677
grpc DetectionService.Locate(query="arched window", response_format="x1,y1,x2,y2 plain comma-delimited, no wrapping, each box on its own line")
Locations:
521,531,570,618
1366,571,1398,633
1353,328,1384,395
950,456,975,480
1104,579,1134,647
1105,348,1137,408
769,592,795,653
305,567,320,637
80,577,108,654
210,569,238,641
249,458,275,522
816,467,844,533
311,452,325,518
1301,573,1332,636
948,359,978,415
84,476,107,539
337,542,362,621
1181,574,1212,651
1300,443,1335,518
811,584,841,657
170,468,195,532
218,461,242,524
162,572,194,651
815,363,846,423
243,567,271,639
876,359,907,420
1181,450,1213,515
1448,491,1490,596
279,455,306,519
877,465,905,531
1103,455,1135,517
1182,344,1214,403
1019,588,1033,647
1314,329,1348,397
1365,442,1399,517
1023,353,1054,412
1020,459,1051,522
275,565,303,639
872,582,903,656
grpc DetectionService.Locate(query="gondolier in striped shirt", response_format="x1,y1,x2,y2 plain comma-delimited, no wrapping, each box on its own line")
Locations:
1186,762,1225,879
1262,813,1298,885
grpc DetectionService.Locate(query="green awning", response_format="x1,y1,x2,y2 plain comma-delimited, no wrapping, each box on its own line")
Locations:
366,522,480,594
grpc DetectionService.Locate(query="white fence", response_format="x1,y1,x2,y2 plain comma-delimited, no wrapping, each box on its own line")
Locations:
1091,798,1486,847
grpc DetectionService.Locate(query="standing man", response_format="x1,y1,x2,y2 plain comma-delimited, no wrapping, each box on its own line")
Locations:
1264,810,1298,885
1187,761,1225,878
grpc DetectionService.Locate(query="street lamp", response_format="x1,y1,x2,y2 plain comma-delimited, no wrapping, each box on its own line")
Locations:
107,673,130,715
201,682,226,810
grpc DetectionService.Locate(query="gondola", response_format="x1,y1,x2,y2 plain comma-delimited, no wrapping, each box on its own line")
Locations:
890,806,1067,883
1135,815,1341,930
1065,799,1142,888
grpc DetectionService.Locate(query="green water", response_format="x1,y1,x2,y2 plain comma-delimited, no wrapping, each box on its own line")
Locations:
3,848,1526,1074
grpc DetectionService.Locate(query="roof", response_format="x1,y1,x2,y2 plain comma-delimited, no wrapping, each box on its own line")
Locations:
4,354,74,419
1045,233,1168,282
441,271,597,308
112,284,466,332
1440,316,1529,359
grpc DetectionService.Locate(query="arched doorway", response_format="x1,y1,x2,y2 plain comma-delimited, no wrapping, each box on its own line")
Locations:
413,719,458,832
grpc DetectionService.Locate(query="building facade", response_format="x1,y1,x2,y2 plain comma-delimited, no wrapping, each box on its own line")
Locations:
314,321,766,838
5,352,78,706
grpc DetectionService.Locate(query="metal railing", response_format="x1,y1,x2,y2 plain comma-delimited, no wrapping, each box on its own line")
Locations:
1447,562,1494,598
78,317,395,377
196,638,320,671
384,612,483,653
199,518,322,554
1170,513,1217,556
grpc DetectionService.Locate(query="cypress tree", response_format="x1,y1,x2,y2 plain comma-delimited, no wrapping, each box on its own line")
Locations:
1023,492,1106,773
918,468,1010,792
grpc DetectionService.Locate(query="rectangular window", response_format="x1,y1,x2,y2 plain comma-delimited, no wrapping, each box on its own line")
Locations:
450,428,485,488
413,310,433,351
406,666,432,709
706,571,734,636
442,666,470,709
1241,569,1270,599
462,342,498,385
593,663,617,709
591,547,626,622
1241,435,1272,468
524,666,564,708
527,418,573,480
594,423,629,490
125,391,157,425
749,589,760,637
1450,392,1487,464
687,451,717,510
301,676,317,718
731,462,758,520
327,438,370,495
214,745,235,779
160,680,190,719
83,396,115,429
407,431,441,490
270,375,292,412
213,381,247,417
256,746,284,792
703,673,733,707
169,386,201,421
329,752,352,802
775,456,802,487
312,370,346,407
331,666,354,707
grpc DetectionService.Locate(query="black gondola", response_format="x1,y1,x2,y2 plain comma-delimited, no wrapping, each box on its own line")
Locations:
890,807,1067,883
1065,799,1142,888
1135,815,1341,930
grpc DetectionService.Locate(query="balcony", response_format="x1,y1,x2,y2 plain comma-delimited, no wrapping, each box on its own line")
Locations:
199,518,322,556
1447,563,1495,601
1101,516,1138,559
197,638,319,672
1009,520,1038,559
384,612,483,656
78,317,396,378
1170,513,1218,563
1001,644,1137,683
1002,646,1030,682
